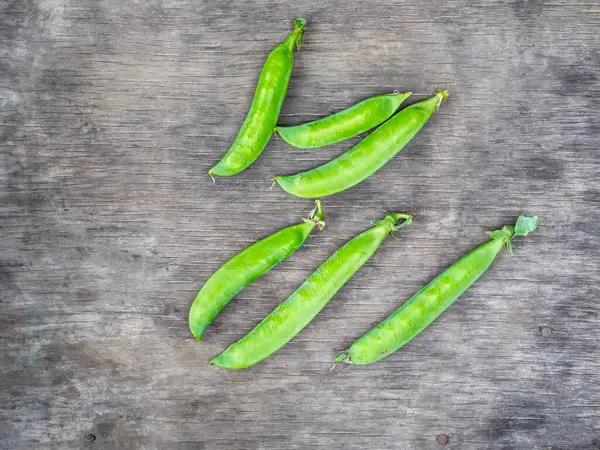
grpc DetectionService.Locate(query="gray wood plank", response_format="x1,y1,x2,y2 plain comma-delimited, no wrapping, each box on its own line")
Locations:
1,0,599,448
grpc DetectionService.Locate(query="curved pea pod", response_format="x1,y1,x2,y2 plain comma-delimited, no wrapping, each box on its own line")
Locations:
209,18,307,177
274,92,412,149
211,212,412,369
274,89,447,198
335,216,538,366
188,200,324,341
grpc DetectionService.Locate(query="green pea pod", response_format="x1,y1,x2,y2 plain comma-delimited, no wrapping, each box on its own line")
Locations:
335,216,538,366
274,92,412,149
188,200,324,341
209,18,307,177
211,212,412,369
274,89,447,198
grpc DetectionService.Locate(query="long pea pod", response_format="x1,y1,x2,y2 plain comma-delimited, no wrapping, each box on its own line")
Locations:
211,212,412,369
274,89,447,198
209,18,307,177
335,216,538,366
188,200,324,341
275,92,411,149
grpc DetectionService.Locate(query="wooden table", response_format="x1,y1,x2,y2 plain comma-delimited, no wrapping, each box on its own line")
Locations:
2,1,599,448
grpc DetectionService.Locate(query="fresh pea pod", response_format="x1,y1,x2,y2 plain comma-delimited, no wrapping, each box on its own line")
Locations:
274,92,412,149
274,89,447,198
188,200,324,341
335,216,538,366
211,212,412,369
209,18,307,177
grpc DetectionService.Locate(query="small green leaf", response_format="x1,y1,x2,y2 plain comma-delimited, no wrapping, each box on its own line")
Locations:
514,216,538,237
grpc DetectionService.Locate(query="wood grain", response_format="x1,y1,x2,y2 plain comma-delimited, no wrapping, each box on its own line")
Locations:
1,0,599,448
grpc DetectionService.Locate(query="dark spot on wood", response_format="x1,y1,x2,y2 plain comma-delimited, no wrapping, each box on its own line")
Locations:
0,313,21,327
78,121,97,140
0,124,18,143
84,433,96,443
95,421,116,439
51,369,74,386
436,434,449,444
524,156,565,181
1,260,25,268
488,414,548,439
0,265,14,287
583,189,600,204
561,70,598,94
61,385,80,400
538,326,552,337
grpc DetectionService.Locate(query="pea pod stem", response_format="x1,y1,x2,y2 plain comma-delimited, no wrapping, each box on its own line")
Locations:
188,200,323,341
211,212,412,369
209,18,307,177
336,215,538,366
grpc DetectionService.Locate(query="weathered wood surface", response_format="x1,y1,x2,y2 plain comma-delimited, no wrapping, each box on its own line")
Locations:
1,0,599,448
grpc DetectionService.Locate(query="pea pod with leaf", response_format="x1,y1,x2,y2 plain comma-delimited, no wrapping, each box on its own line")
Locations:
336,216,538,366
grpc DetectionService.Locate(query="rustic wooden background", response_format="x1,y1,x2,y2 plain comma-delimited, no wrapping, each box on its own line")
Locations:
2,0,599,448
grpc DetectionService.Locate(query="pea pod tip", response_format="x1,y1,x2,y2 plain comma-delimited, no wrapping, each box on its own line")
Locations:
210,355,229,369
294,18,307,29
272,127,295,147
487,215,538,254
208,166,227,178
273,175,312,198
334,351,351,364
305,199,325,229
376,212,412,231
291,18,307,51
389,212,412,228
433,89,448,110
